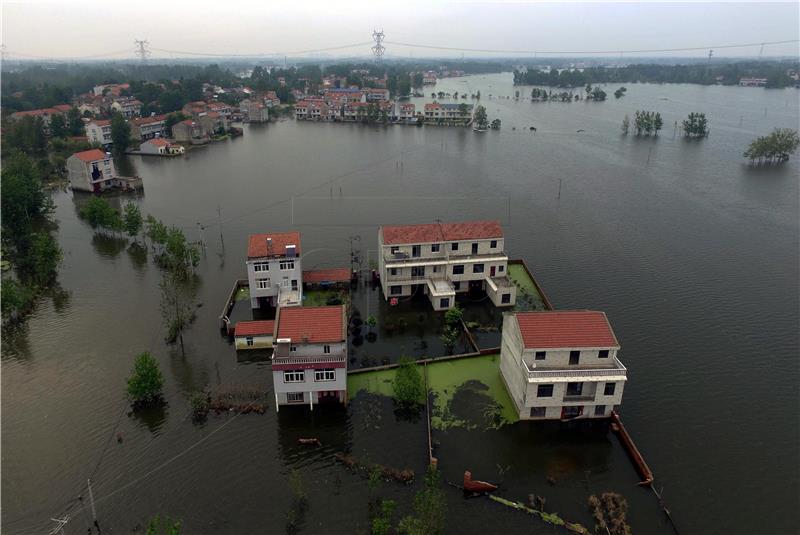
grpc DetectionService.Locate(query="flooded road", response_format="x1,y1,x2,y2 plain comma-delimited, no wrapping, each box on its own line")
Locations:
3,74,798,534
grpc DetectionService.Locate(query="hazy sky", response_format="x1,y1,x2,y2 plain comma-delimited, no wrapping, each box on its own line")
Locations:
2,0,799,60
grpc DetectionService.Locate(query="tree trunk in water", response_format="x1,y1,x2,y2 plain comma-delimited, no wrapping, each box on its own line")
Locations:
179,332,185,356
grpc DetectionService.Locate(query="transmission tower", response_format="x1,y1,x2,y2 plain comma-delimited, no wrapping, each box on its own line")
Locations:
134,39,151,63
371,30,385,64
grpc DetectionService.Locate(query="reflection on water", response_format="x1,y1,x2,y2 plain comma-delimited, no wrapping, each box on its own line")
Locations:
129,403,168,435
91,233,128,258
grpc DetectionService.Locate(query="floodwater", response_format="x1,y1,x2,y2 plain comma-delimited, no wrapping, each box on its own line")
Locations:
3,73,798,534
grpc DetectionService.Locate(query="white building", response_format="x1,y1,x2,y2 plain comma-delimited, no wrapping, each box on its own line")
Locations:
130,115,167,141
111,97,142,119
246,231,303,309
85,119,112,146
241,99,269,123
234,320,275,350
272,305,348,410
65,149,117,192
378,220,516,311
499,311,626,421
140,138,184,156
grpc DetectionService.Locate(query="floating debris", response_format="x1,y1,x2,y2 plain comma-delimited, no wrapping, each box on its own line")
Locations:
298,438,322,447
588,492,632,535
463,471,498,494
333,453,414,484
487,494,590,535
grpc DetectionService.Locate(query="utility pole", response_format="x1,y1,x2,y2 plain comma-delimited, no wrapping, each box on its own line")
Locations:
217,205,224,246
371,30,386,65
133,39,150,63
87,478,100,532
48,515,69,535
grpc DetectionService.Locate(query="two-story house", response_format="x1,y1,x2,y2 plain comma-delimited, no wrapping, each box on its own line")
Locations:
499,310,626,421
85,119,113,146
66,149,118,192
246,231,303,309
130,114,167,141
378,220,517,311
272,305,348,410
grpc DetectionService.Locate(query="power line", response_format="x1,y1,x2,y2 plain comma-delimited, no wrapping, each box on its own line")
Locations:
149,41,373,58
383,38,800,56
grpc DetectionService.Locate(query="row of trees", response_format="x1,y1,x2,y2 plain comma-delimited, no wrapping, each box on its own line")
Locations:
744,128,799,164
620,110,664,136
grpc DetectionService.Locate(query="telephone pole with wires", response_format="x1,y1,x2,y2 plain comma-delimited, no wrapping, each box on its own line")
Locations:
134,39,150,63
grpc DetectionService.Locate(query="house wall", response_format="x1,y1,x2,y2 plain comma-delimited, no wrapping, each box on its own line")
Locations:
273,341,346,358
271,365,347,406
85,123,112,145
246,257,303,308
522,347,620,368
522,378,625,420
499,314,528,418
234,334,273,350
66,156,116,192
140,142,165,155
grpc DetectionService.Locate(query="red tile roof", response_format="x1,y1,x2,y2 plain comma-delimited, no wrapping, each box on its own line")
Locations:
131,114,166,125
515,311,620,349
90,119,111,127
247,231,301,259
53,104,73,112
302,268,351,284
144,138,170,147
234,320,275,337
381,220,503,245
72,149,108,163
276,305,345,344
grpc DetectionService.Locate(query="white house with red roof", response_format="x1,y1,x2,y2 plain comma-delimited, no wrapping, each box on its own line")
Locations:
246,231,303,309
378,220,516,311
499,311,627,421
111,97,142,119
85,119,113,146
130,114,167,141
66,149,117,192
234,320,275,350
272,305,348,410
140,138,185,156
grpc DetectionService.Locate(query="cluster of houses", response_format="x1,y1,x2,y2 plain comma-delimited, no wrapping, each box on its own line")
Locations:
231,220,627,421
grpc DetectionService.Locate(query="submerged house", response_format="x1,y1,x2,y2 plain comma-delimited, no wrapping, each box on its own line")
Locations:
378,220,516,310
66,149,140,192
272,305,348,410
246,231,303,309
499,310,626,421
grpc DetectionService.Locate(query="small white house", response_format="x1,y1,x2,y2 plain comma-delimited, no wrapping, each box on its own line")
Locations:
500,310,626,421
246,231,303,309
140,138,185,156
272,305,348,410
234,320,275,350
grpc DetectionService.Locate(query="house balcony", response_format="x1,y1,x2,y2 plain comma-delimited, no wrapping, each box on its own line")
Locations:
522,357,627,381
277,285,301,307
383,251,508,265
272,354,346,367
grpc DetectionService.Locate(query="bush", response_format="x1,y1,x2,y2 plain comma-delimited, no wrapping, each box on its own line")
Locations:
189,391,210,421
398,466,446,535
393,357,425,407
127,351,164,407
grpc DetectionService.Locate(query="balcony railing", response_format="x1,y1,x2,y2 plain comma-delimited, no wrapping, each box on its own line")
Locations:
523,357,627,380
383,252,507,264
273,355,346,366
563,394,597,402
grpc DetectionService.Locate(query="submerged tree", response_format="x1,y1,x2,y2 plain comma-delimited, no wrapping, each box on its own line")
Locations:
123,202,143,239
398,466,446,535
160,271,198,355
473,105,488,130
682,112,709,138
393,357,425,407
743,128,799,164
633,110,663,136
614,87,627,99
127,351,164,407
621,114,630,135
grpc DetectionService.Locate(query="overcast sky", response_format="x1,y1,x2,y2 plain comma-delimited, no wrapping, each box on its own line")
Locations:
3,0,798,60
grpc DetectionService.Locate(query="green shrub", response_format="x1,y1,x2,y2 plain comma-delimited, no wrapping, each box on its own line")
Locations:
127,351,164,406
393,357,424,407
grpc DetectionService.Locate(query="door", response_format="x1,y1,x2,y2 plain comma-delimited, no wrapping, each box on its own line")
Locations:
490,266,496,277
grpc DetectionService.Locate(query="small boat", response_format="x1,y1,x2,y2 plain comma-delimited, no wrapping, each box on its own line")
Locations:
463,471,498,494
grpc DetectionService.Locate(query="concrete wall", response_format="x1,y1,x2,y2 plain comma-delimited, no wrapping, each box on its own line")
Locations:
272,367,346,405
499,313,527,417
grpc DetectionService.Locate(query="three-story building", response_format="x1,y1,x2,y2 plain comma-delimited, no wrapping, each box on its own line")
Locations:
378,220,516,310
272,305,348,410
246,231,303,309
499,310,626,420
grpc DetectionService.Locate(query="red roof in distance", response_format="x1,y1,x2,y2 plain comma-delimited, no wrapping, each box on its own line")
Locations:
381,220,503,245
515,311,620,349
302,268,351,284
72,149,108,163
234,320,275,337
248,231,301,259
276,305,345,344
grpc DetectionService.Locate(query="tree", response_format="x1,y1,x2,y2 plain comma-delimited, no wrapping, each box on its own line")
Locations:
145,215,169,247
490,119,501,130
79,197,123,233
123,202,143,239
473,105,488,129
110,111,131,153
682,112,709,138
127,351,164,406
614,87,627,99
744,128,800,164
1,151,47,242
621,114,630,135
393,357,424,407
653,112,663,135
23,231,62,285
160,271,197,354
49,114,67,138
146,515,181,535
398,466,446,535
589,86,607,101
67,107,85,136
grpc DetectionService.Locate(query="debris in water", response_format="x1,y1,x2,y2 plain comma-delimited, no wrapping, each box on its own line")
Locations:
333,453,414,484
588,492,632,535
463,471,498,494
298,438,322,447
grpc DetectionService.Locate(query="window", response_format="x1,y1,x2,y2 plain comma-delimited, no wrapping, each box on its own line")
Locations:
287,392,304,403
254,262,269,272
440,298,450,308
490,240,498,248
566,382,583,396
390,285,402,295
257,278,270,289
284,370,304,383
473,263,485,274
290,346,297,352
451,242,459,251
323,345,331,354
537,384,554,397
535,351,546,360
598,350,609,359
389,268,397,276
315,369,336,382
453,282,461,291
563,406,582,418
431,244,440,252
530,407,546,418
452,265,464,275
411,266,425,277
604,382,616,396
501,293,511,304
412,245,421,258
279,261,295,270
246,336,254,347
498,265,504,273
569,350,580,365
390,246,399,254
471,243,478,254
594,405,606,416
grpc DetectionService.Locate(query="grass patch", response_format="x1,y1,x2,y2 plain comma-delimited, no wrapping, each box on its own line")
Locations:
303,289,347,307
234,286,250,302
507,264,546,311
348,368,396,398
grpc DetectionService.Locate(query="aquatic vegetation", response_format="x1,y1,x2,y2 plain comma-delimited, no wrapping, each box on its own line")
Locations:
588,492,631,535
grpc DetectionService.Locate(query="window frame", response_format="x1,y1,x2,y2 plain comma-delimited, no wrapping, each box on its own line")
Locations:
283,370,305,383
314,368,336,382
279,260,295,270
431,244,440,252
390,285,402,295
598,349,610,359
246,336,254,346
603,382,616,396
537,384,554,398
501,293,511,304
451,242,459,251
452,265,464,275
323,345,331,354
256,278,271,289
490,240,498,248
534,351,546,360
473,263,485,274
530,407,546,418
286,392,304,403
253,262,269,272
594,405,606,416
569,350,580,365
